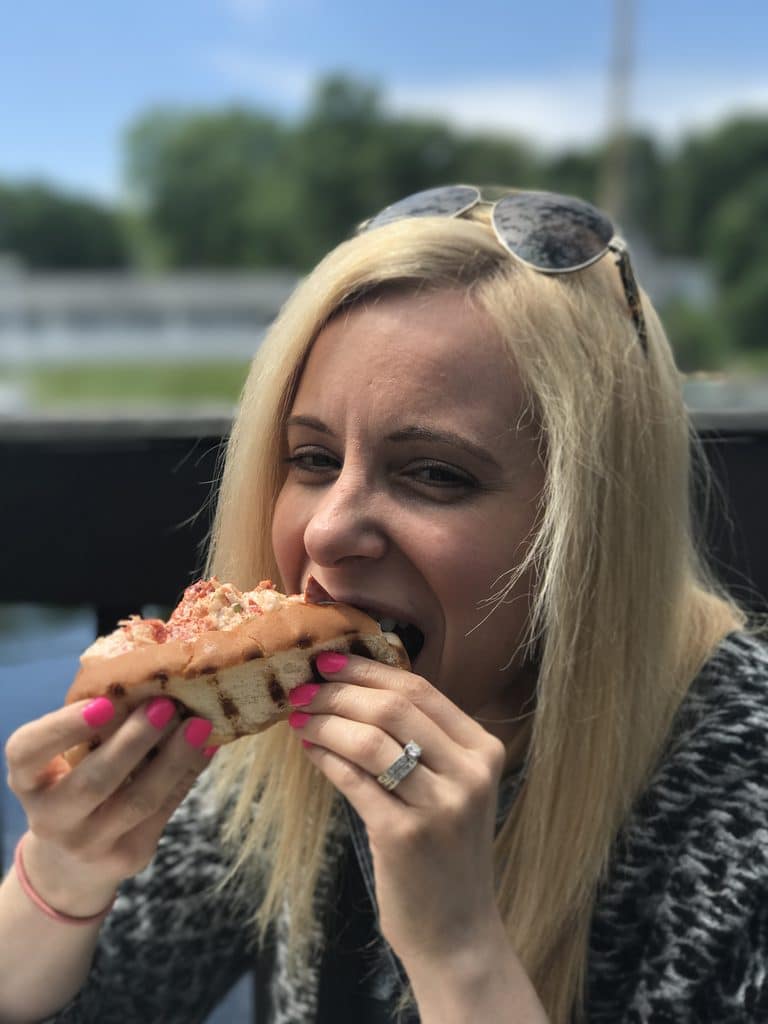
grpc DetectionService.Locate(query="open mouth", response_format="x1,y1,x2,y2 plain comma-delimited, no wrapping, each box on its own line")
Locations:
374,616,425,663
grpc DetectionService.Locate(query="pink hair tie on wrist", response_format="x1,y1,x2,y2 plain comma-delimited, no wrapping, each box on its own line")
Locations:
13,833,116,926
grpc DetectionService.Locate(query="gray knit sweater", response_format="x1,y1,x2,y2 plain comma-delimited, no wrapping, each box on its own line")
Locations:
44,630,768,1023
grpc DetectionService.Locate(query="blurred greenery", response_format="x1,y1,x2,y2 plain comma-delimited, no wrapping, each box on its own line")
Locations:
0,182,130,268
15,361,251,405
658,300,733,373
1,74,767,372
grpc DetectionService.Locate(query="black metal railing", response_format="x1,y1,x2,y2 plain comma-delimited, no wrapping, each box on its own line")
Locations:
2,409,767,618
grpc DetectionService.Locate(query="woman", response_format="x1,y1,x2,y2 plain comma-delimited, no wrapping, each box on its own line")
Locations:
2,186,767,1023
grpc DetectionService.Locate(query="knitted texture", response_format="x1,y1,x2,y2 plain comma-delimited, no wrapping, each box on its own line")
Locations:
43,630,768,1022
586,631,768,1022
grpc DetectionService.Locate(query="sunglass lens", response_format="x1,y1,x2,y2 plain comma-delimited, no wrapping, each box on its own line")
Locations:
492,192,614,271
364,185,480,230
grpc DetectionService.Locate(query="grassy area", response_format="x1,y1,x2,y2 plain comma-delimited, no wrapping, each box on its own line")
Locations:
10,360,251,406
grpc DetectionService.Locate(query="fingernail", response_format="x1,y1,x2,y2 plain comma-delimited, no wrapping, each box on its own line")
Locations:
316,651,348,674
184,718,213,748
83,697,115,728
203,745,220,759
301,739,314,749
288,683,321,707
288,711,311,729
145,697,176,730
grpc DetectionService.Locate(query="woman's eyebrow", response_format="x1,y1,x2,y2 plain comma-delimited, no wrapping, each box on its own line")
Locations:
387,425,502,469
286,414,332,434
286,415,502,470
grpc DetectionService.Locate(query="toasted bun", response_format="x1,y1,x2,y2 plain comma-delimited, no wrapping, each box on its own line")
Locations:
64,578,409,766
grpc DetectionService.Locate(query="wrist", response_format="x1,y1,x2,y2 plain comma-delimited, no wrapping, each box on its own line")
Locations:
20,832,119,918
405,918,549,1024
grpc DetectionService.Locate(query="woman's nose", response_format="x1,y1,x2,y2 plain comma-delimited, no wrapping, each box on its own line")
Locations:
302,474,388,566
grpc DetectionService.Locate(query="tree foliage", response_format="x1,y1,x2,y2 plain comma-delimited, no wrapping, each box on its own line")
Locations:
661,116,768,257
122,75,540,270
123,106,287,267
0,182,129,269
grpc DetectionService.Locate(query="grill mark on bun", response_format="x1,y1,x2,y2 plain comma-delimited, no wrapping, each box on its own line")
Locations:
295,634,313,649
107,682,126,698
268,674,287,708
310,660,324,684
155,672,169,687
219,693,240,721
243,643,265,660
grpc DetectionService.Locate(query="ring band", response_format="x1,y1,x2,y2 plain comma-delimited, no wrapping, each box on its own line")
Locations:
376,740,423,792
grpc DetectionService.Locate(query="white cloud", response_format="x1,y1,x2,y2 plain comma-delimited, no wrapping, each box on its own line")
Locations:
208,52,768,148
387,70,768,149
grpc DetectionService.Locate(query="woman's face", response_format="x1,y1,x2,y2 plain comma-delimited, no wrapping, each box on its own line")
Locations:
272,289,545,728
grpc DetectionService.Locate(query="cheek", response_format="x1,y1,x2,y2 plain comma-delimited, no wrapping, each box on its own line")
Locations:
271,487,306,584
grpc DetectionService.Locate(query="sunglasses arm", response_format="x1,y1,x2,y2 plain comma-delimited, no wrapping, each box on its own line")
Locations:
608,238,649,357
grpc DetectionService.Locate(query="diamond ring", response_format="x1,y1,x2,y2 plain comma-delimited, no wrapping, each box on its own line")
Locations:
376,741,423,792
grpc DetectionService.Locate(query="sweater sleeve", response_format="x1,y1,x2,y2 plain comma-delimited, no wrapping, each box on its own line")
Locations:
43,779,257,1024
587,633,768,1023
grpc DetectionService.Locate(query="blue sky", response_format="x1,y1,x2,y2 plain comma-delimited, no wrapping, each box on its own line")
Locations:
1,0,766,200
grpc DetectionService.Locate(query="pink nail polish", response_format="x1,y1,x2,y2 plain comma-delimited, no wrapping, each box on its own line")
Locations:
82,697,115,728
145,697,175,730
288,711,311,729
316,651,348,674
184,718,213,748
288,683,321,707
301,739,314,749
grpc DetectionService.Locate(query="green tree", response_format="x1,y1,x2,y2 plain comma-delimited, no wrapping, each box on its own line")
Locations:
543,149,601,206
282,75,539,266
718,265,768,354
705,171,768,288
662,115,768,256
0,182,129,268
123,106,289,267
123,76,539,271
659,298,732,372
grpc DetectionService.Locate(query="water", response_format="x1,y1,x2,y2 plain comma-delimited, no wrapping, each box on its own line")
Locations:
0,605,253,1022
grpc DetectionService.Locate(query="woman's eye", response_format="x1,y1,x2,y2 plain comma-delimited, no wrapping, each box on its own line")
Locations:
283,448,339,473
406,461,475,488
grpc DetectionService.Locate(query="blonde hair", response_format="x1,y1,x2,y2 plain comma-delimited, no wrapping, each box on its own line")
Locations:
201,204,746,1021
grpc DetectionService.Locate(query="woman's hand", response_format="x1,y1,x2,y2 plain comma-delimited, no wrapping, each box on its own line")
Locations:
5,696,216,916
287,651,508,970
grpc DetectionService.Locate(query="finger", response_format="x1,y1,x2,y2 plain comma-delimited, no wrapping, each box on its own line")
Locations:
6,698,127,795
82,717,214,850
289,681,459,776
301,742,404,833
29,698,184,825
314,653,489,749
291,712,434,805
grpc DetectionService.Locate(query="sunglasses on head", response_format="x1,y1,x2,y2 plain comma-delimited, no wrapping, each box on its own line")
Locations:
358,184,648,357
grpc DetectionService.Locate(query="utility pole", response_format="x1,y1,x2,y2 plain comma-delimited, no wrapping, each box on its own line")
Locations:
600,0,635,227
